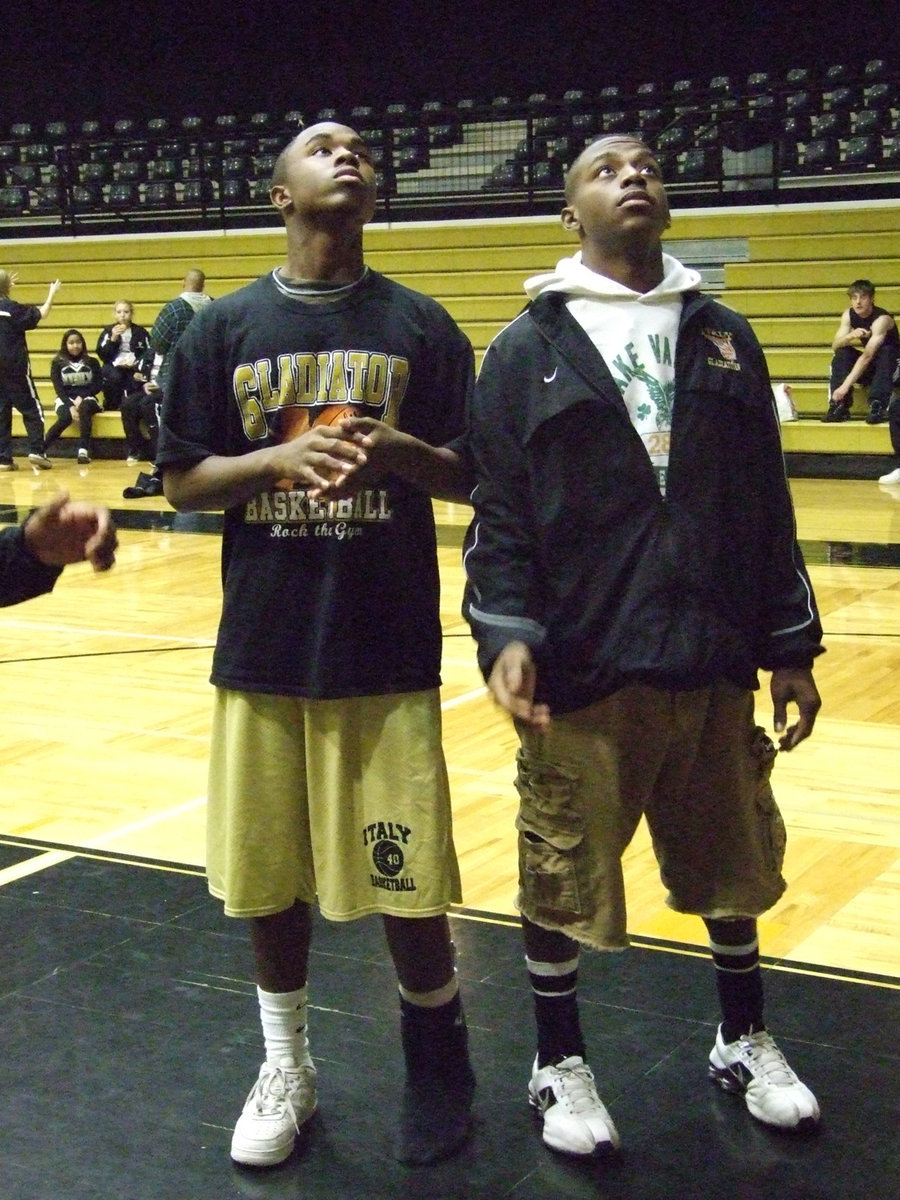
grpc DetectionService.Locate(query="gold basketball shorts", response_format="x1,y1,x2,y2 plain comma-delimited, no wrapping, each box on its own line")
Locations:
513,682,786,950
206,687,462,920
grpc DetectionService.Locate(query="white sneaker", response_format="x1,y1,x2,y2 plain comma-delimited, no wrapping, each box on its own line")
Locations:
77,449,90,464
528,1055,620,1155
230,1058,317,1167
126,455,140,466
878,467,900,485
709,1026,820,1129
28,452,52,470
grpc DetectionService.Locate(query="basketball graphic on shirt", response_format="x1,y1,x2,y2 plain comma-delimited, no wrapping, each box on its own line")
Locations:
273,403,362,488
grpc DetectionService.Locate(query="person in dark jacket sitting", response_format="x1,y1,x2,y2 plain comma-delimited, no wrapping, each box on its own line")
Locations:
464,134,824,1159
44,329,104,464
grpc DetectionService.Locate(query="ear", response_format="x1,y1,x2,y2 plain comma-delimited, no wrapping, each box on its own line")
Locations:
561,203,580,233
269,182,293,214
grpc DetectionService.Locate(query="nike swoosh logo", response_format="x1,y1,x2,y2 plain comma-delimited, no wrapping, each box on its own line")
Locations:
543,368,558,383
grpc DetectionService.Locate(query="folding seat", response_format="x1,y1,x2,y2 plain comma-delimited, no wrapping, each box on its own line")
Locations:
531,158,564,189
490,95,513,112
213,114,240,136
9,122,35,140
0,185,28,215
395,144,428,172
255,136,284,155
533,110,566,138
21,141,51,164
7,163,40,187
635,81,661,104
879,136,900,166
385,102,411,123
863,82,895,113
745,72,774,97
670,79,698,113
824,86,856,115
813,110,851,139
145,117,170,137
80,119,103,138
283,110,305,131
221,176,250,204
350,105,377,124
602,110,631,134
122,141,151,163
598,85,623,109
562,89,589,109
181,116,206,139
44,121,69,141
249,112,276,134
802,137,840,171
853,108,882,137
142,180,177,208
181,177,215,205
784,67,814,89
842,135,878,167
483,161,523,190
862,59,888,85
221,155,250,179
394,125,426,148
112,118,137,138
785,90,814,119
150,156,181,181
315,107,341,123
70,182,102,208
114,160,145,183
571,112,601,141
78,159,110,187
31,186,61,212
677,146,720,180
105,181,138,207
0,142,16,167
656,123,691,155
428,123,458,148
253,152,278,179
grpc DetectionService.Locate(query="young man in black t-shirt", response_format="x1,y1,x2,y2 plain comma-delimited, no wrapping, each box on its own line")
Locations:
157,123,476,1170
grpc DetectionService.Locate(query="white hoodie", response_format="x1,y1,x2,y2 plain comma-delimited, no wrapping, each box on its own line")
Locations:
525,251,702,495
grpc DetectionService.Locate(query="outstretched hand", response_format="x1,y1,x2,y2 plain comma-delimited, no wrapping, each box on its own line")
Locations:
488,641,550,731
770,667,821,750
24,492,118,573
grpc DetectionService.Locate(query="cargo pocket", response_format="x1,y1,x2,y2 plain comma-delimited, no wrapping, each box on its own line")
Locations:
751,726,786,874
514,747,584,915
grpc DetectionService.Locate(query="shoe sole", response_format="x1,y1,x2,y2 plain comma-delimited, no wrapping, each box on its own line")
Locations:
229,1094,317,1168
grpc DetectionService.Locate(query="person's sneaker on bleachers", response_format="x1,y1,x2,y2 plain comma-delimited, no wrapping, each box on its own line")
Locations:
821,401,850,422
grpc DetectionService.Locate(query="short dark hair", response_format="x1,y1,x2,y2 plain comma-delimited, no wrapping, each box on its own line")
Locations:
847,279,875,297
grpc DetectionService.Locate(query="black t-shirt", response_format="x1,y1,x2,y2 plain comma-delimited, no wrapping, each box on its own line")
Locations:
156,269,474,699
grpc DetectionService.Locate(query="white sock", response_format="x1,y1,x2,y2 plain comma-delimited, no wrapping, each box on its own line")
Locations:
257,985,312,1067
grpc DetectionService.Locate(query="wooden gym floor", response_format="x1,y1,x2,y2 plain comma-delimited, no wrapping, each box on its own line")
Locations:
0,457,897,1198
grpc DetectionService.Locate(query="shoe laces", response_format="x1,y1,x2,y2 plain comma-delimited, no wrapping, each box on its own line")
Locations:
736,1031,800,1087
552,1059,604,1114
249,1065,301,1130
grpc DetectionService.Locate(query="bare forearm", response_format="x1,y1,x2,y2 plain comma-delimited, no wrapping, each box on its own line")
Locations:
162,451,281,511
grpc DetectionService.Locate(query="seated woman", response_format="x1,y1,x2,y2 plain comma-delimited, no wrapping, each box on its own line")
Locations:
95,300,150,411
44,329,104,464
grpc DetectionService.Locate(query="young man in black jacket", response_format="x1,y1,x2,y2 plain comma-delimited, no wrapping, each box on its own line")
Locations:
464,135,824,1157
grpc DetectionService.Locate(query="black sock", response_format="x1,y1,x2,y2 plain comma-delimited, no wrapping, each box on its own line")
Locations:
526,953,586,1067
705,918,764,1043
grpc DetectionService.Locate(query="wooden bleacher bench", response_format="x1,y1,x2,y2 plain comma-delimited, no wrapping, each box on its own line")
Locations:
3,204,898,474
